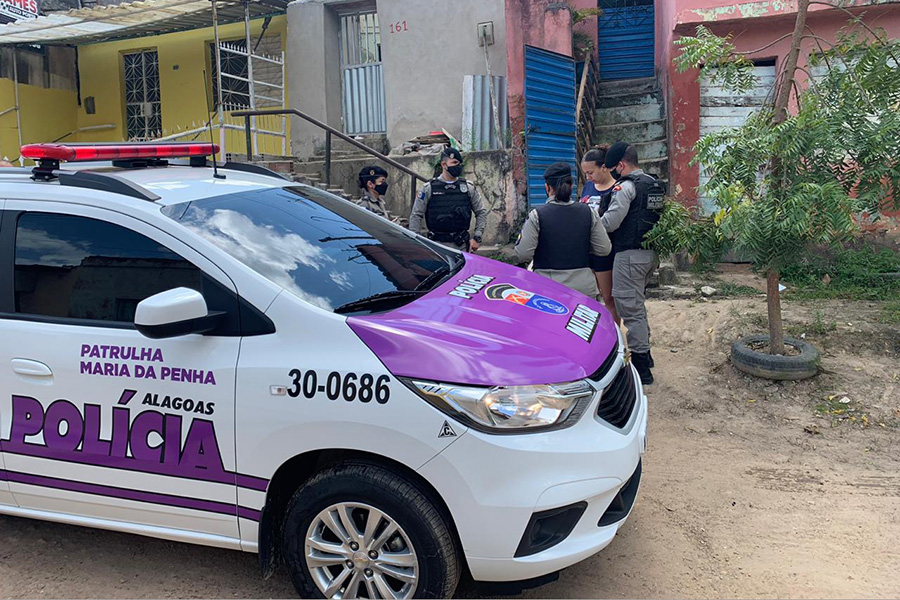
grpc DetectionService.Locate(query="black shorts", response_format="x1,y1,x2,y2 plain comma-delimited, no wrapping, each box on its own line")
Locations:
591,251,616,272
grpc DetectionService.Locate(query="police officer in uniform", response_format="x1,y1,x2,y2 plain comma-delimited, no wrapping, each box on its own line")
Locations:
601,142,666,384
355,165,393,220
409,147,488,252
515,162,611,298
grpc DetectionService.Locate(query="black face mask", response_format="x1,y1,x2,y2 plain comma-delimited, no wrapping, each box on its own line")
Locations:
447,164,463,178
374,182,388,195
610,168,622,180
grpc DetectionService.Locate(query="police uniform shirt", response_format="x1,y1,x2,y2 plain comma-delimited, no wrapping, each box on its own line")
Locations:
355,189,391,220
600,168,645,234
408,177,488,240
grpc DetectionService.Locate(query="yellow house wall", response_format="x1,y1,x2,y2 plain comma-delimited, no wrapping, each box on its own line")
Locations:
75,15,288,156
0,79,78,162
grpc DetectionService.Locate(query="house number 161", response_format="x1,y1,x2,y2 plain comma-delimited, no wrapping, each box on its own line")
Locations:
389,20,409,34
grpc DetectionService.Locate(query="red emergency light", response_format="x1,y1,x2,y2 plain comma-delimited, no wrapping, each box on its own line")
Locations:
21,142,220,163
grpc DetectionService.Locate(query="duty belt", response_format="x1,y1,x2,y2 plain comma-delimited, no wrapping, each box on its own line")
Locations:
428,231,470,246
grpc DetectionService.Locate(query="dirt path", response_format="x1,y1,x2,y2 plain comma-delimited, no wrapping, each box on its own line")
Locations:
1,298,898,599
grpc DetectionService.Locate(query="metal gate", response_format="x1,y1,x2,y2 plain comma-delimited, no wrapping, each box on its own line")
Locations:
524,46,577,207
123,50,162,140
597,0,655,80
339,10,386,134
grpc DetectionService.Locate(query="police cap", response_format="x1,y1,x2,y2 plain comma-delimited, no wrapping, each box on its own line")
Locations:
604,141,629,169
441,147,463,162
358,165,388,189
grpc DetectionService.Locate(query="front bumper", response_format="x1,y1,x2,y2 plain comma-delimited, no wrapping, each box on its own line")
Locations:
417,357,647,582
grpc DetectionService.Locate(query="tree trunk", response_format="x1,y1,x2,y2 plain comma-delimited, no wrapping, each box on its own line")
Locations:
764,0,808,355
767,270,786,355
773,0,810,124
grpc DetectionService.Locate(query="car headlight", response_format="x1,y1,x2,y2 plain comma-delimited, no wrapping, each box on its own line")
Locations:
401,378,595,433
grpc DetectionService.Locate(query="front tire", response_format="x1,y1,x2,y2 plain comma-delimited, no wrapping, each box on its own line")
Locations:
282,461,460,599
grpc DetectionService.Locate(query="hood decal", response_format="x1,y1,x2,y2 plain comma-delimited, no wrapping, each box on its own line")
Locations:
484,283,570,316
348,255,619,387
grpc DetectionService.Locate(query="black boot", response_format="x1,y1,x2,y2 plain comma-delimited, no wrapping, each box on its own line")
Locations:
631,352,654,385
648,349,655,368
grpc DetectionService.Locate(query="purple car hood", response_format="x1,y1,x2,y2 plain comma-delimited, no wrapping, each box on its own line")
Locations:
347,254,619,387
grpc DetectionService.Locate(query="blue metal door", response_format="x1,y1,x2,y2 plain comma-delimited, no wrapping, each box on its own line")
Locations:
524,46,576,207
597,0,655,80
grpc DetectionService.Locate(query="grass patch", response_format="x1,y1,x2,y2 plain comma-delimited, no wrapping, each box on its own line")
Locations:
781,246,900,301
716,281,760,297
787,310,838,338
880,301,900,324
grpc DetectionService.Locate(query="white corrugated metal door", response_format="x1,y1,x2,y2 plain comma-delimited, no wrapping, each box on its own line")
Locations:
698,63,776,213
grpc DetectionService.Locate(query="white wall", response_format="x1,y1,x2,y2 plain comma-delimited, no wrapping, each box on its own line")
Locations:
287,0,507,156
377,0,507,146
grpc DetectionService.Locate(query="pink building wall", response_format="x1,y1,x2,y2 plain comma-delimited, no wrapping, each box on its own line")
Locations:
660,0,900,212
504,0,573,199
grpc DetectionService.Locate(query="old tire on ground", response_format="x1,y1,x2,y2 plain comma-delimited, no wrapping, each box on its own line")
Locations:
731,334,820,381
282,461,460,599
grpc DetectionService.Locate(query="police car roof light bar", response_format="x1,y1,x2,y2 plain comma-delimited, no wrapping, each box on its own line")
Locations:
21,142,220,163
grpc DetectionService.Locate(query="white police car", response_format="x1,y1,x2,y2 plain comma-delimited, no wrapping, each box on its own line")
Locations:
0,143,646,598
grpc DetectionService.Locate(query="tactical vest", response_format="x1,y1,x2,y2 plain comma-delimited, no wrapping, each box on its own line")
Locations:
425,179,472,234
533,202,592,270
612,172,667,253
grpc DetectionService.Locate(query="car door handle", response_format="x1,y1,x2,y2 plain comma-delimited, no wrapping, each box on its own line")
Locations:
11,358,53,377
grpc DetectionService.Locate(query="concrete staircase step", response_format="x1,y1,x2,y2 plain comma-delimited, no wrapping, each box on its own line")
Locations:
318,134,390,157
596,101,664,126
596,90,662,109
632,139,667,161
641,155,669,180
597,76,657,96
595,118,666,145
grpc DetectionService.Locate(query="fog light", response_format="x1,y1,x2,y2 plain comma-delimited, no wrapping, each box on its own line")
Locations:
514,501,587,557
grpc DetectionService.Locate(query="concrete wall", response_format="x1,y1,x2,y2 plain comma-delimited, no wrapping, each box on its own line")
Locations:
0,46,78,161
662,1,900,208
287,0,343,158
287,0,507,157
504,0,573,209
378,0,507,146
0,79,78,161
297,149,519,245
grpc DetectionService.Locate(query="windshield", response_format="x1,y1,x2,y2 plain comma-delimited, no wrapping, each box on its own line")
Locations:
162,186,459,312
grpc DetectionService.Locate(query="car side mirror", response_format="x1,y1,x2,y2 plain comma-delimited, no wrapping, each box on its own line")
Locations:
134,287,224,339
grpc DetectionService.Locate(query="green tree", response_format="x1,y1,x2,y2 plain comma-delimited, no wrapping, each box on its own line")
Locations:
651,0,900,355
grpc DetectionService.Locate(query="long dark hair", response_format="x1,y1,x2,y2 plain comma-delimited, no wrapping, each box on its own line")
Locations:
582,144,610,168
552,176,574,202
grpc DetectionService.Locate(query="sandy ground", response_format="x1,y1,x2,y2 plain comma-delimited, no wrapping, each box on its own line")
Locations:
1,295,898,599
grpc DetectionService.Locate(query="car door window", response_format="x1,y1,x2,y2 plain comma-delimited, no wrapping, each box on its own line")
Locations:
13,212,237,328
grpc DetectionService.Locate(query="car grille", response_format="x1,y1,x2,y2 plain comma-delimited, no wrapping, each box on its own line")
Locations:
589,340,619,383
595,360,637,428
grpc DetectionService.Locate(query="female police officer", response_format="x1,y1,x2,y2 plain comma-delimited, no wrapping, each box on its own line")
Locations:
355,165,393,220
515,162,611,298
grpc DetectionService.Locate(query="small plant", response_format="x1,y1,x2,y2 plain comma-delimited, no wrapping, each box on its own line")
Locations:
568,5,604,60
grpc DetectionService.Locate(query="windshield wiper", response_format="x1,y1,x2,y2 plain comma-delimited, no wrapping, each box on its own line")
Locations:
333,290,427,315
414,254,465,292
